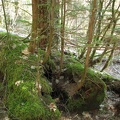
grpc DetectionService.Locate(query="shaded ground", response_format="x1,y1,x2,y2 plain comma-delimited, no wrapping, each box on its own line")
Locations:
60,91,120,120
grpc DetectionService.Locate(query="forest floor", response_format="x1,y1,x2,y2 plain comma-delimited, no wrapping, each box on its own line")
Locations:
0,56,119,120
0,29,119,120
60,60,120,120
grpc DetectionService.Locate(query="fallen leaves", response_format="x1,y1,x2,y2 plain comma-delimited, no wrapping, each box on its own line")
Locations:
15,80,23,86
82,112,93,120
48,103,57,112
31,65,36,69
12,44,17,49
22,48,30,55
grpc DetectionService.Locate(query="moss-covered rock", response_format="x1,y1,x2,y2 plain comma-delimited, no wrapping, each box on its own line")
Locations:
49,52,107,112
0,34,61,120
64,63,106,112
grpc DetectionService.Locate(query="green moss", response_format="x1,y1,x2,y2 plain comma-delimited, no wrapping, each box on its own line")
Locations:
0,34,61,120
67,84,106,112
8,93,46,120
66,63,84,74
96,93,105,103
0,32,25,40
67,98,86,111
46,58,56,71
40,77,52,94
65,62,106,112
67,86,106,112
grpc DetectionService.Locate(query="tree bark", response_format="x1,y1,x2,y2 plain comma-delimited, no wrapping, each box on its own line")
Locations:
43,0,55,64
38,0,48,50
29,0,39,53
60,0,66,74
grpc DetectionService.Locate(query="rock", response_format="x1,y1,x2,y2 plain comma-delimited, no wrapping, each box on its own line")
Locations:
52,62,106,112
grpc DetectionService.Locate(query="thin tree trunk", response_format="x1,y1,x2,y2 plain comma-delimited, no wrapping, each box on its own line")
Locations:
90,0,113,66
78,0,97,89
53,0,60,50
65,0,97,97
38,0,48,50
101,42,116,72
60,0,66,74
43,0,55,64
1,0,9,35
29,0,38,53
90,0,103,63
101,0,120,71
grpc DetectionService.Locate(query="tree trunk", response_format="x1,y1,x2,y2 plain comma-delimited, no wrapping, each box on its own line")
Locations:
43,0,55,64
38,0,48,50
29,0,39,53
65,0,98,97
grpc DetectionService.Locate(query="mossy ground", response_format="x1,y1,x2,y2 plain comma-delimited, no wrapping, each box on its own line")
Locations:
0,33,60,120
